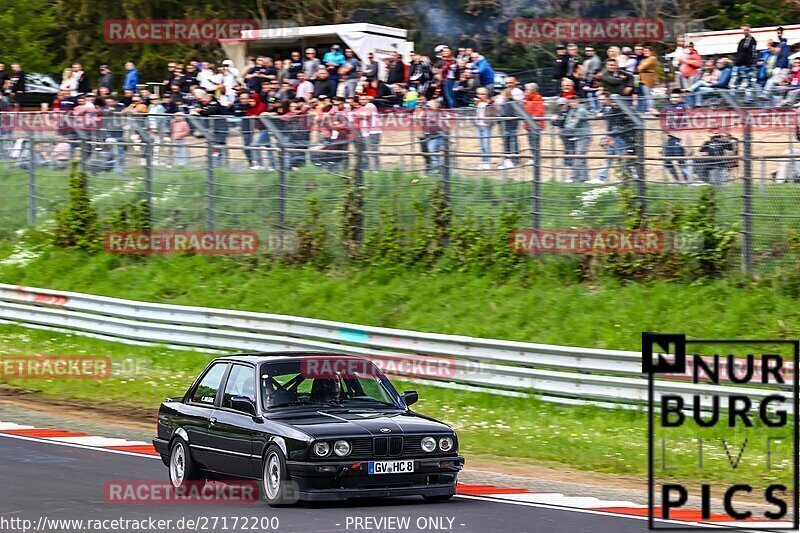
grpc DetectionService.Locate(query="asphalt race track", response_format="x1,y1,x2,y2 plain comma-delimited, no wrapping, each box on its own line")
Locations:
0,435,655,533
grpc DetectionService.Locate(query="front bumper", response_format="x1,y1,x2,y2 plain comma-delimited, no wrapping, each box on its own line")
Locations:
287,456,464,501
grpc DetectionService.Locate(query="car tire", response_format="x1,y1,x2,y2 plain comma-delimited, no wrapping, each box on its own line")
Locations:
423,494,455,502
168,438,203,490
262,445,296,507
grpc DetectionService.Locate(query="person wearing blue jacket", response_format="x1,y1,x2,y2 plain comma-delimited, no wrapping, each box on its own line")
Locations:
123,61,139,92
469,52,494,91
776,26,790,69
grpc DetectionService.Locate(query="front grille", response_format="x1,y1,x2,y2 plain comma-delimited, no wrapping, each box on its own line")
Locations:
312,435,454,459
373,436,388,456
389,436,403,456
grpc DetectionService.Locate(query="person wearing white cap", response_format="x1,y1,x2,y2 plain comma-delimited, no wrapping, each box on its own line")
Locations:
304,48,322,80
221,59,240,80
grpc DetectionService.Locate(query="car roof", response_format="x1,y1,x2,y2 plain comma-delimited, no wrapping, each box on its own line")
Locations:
213,351,367,365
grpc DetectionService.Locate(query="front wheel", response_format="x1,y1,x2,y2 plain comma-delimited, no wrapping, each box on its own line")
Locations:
262,445,296,506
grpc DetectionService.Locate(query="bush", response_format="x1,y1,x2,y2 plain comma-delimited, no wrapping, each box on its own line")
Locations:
53,163,100,252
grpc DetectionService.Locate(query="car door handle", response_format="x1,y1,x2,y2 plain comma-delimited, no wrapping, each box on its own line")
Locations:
209,417,217,425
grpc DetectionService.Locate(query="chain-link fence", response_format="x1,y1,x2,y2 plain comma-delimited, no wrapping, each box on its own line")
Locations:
0,94,798,272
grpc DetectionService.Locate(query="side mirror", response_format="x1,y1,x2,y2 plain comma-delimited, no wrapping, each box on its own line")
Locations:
401,390,418,406
231,396,256,415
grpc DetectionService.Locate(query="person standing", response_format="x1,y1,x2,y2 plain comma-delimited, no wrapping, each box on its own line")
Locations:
671,37,687,88
353,94,381,171
303,48,323,80
522,82,545,167
551,44,569,93
562,96,591,182
678,42,702,88
474,87,493,170
123,61,139,92
637,46,659,113
659,90,692,183
776,26,791,69
495,76,523,169
98,65,113,93
733,24,757,88
8,64,25,110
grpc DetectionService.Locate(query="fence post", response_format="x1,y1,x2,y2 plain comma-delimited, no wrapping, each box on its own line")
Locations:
612,96,646,214
144,137,153,227
277,141,286,229
441,132,452,206
510,101,542,230
742,123,753,274
353,134,365,246
206,136,215,231
719,91,752,273
27,131,36,225
532,128,541,230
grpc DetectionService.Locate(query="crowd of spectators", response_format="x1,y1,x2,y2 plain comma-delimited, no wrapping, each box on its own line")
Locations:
1,25,795,182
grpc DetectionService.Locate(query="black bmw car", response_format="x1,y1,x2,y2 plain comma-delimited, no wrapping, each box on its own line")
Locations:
153,352,464,506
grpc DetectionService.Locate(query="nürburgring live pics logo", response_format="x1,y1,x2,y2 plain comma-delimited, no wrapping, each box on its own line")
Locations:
643,332,799,529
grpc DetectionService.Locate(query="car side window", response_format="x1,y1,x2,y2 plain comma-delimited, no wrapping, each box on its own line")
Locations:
221,364,256,409
191,363,228,405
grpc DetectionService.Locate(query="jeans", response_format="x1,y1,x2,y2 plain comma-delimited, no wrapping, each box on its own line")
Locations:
443,78,456,108
364,133,380,170
571,136,591,182
501,122,520,165
252,130,277,169
586,91,602,111
173,139,187,167
733,66,754,88
242,130,255,166
426,134,444,170
637,85,653,112
597,137,629,181
476,125,491,164
663,137,690,182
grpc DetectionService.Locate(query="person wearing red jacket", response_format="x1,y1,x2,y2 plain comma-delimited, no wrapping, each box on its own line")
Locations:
522,83,545,166
245,92,275,170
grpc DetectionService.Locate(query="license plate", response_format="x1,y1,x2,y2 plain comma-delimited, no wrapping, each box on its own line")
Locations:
368,460,414,474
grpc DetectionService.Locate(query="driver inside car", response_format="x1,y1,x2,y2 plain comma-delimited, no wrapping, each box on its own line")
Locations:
310,377,342,403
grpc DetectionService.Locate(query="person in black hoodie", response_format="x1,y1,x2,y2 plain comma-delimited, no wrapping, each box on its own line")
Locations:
387,51,407,85
551,44,569,94
8,64,25,109
733,24,758,88
98,66,113,93
312,69,337,99
194,91,228,164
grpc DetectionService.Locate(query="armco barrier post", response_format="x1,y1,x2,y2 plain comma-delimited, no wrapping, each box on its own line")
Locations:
27,131,36,225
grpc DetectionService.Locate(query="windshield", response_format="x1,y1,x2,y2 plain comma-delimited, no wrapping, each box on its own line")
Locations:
260,357,403,410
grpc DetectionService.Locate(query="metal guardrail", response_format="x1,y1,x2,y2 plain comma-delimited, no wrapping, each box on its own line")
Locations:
0,284,785,406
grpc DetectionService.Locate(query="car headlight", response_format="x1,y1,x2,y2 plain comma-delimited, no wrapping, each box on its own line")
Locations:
439,436,454,452
333,440,351,457
421,437,437,453
313,441,330,457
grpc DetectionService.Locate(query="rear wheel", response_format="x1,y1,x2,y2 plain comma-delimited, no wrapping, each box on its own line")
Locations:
168,438,203,490
262,445,295,506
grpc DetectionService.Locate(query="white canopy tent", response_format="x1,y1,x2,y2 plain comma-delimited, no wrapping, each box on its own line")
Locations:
681,24,800,57
220,23,414,74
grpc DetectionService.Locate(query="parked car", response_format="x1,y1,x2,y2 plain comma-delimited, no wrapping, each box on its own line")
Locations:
22,73,59,107
153,352,464,506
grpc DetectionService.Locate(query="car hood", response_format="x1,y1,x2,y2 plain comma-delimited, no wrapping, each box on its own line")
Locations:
268,409,453,439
